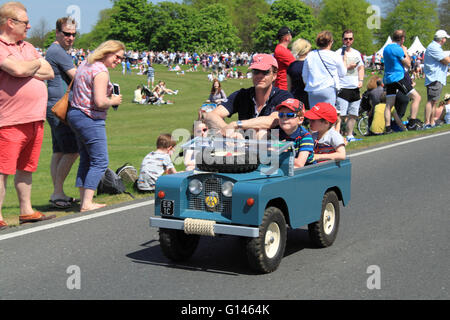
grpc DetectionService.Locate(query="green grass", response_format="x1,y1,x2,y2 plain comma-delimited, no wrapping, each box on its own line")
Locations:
2,64,449,226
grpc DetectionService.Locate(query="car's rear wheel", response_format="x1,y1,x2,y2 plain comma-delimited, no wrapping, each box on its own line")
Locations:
308,191,340,248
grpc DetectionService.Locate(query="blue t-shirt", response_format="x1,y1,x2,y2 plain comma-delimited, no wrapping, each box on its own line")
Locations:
45,42,75,106
383,43,406,84
277,125,315,165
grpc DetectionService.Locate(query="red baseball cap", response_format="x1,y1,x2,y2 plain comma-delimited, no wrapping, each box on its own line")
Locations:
276,98,305,113
249,54,278,71
304,102,338,124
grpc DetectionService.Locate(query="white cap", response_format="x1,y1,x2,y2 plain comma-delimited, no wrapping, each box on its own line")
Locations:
435,30,450,39
444,93,450,101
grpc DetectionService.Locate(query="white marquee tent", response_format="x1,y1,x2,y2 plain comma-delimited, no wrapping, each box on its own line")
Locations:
407,36,426,55
376,36,392,56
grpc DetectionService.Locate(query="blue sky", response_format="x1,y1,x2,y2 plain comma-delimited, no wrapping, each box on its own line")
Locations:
6,0,386,34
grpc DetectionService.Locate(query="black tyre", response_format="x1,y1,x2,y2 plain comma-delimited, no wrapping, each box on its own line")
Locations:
308,191,340,248
159,228,200,262
195,147,259,173
245,207,287,273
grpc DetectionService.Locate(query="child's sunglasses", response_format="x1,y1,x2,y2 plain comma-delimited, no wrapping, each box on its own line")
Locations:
278,112,297,119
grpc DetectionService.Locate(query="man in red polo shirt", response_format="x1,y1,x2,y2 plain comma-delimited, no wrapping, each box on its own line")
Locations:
0,1,55,229
274,26,296,91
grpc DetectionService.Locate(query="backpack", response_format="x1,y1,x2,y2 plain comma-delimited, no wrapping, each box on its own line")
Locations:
97,168,135,199
116,163,138,185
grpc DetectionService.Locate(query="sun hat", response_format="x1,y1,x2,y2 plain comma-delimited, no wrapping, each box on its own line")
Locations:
276,98,305,113
435,30,450,39
304,102,338,124
249,53,278,71
444,93,450,101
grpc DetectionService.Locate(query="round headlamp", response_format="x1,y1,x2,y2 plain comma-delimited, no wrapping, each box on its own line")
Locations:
189,179,203,195
221,181,234,197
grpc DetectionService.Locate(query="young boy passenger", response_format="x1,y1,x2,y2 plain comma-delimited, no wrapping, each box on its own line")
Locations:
274,98,315,168
304,102,346,163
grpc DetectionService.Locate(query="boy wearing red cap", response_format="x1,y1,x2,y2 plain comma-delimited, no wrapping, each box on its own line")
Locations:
304,103,346,162
274,98,314,168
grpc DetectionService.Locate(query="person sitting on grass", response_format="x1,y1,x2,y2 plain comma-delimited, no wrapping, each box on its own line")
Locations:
304,102,346,163
133,85,145,104
273,98,315,168
136,134,177,193
368,92,406,135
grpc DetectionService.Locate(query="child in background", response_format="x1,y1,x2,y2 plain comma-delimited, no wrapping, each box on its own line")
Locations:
438,93,450,125
137,134,177,192
274,98,315,168
184,121,209,171
369,92,405,135
304,102,346,163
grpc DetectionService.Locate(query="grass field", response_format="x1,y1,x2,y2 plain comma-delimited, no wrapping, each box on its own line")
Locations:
2,63,449,226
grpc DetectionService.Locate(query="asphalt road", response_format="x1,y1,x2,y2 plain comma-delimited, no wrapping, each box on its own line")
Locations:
1,131,449,301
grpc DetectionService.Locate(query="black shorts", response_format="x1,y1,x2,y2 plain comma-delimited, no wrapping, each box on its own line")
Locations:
385,77,414,97
337,88,361,103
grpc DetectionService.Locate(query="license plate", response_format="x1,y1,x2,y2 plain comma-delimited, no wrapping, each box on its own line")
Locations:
160,200,174,216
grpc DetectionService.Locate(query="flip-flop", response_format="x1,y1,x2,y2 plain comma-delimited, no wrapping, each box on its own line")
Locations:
49,199,72,209
66,197,80,204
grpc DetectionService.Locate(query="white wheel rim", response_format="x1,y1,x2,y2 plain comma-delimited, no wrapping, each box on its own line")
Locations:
265,222,281,258
323,203,336,235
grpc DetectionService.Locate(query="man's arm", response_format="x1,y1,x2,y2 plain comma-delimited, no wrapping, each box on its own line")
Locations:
34,58,54,80
65,67,77,80
0,56,41,77
222,112,279,133
401,45,411,68
357,64,365,88
203,105,230,130
440,56,450,66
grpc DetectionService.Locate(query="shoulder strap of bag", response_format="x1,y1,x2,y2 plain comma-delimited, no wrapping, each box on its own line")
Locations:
317,50,337,89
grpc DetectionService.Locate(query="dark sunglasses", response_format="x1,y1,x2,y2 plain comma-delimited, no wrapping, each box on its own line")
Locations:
278,112,297,119
115,54,126,61
343,37,353,41
252,69,271,76
62,31,77,37
10,17,29,26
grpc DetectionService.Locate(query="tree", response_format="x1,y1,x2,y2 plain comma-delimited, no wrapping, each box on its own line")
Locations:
319,0,375,54
438,0,449,50
185,0,270,51
27,17,50,48
378,0,439,48
107,0,149,51
252,0,318,52
75,8,116,50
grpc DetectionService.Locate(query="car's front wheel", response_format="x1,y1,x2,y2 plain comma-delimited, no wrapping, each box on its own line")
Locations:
159,228,200,262
245,207,287,273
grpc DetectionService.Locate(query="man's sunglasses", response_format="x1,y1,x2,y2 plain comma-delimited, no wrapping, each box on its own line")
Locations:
62,31,77,37
343,37,353,41
278,112,298,119
195,128,208,134
252,69,271,76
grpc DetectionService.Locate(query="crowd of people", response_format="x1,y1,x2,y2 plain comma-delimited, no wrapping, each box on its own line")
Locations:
0,1,449,230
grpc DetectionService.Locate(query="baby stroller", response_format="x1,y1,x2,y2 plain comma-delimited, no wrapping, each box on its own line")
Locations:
141,85,160,105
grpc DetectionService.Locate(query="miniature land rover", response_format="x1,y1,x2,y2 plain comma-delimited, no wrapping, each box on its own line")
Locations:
150,136,351,273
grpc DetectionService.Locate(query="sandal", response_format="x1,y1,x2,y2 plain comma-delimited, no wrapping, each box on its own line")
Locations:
0,220,8,230
19,211,56,224
49,199,72,209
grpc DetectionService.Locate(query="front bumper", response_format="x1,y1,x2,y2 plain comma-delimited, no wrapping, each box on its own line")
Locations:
150,217,259,238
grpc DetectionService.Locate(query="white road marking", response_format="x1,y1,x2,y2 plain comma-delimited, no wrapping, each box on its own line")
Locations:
0,200,154,241
1,130,449,241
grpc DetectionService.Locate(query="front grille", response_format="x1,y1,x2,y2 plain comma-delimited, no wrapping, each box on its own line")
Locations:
188,176,232,219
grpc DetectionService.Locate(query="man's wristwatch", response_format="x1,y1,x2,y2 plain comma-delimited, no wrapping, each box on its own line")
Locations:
237,120,243,129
